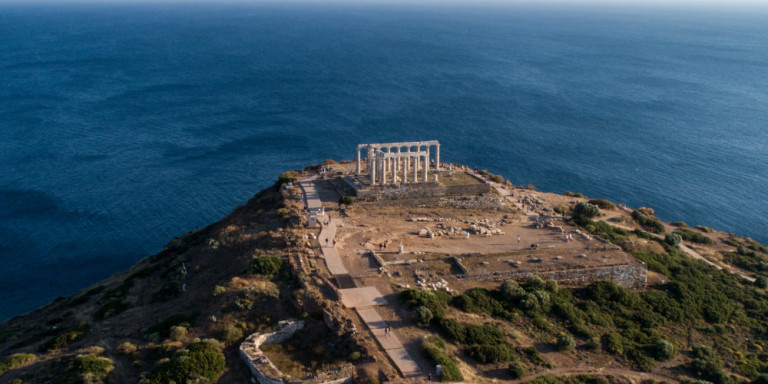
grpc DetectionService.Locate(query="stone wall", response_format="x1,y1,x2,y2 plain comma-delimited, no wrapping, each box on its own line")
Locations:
240,320,355,384
352,180,492,200
458,262,647,289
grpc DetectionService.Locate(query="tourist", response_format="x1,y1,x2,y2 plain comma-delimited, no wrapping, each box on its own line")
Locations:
517,235,521,243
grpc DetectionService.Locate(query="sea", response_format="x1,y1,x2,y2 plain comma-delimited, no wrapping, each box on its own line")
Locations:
1,2,767,321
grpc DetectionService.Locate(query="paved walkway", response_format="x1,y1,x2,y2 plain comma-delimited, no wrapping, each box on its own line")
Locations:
300,176,422,377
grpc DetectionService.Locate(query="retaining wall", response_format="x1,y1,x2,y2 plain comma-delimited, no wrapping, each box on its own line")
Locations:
457,261,647,289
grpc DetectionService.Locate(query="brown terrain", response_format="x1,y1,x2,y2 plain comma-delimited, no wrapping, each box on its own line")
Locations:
1,159,767,384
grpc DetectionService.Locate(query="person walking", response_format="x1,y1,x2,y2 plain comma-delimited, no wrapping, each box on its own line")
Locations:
517,235,521,244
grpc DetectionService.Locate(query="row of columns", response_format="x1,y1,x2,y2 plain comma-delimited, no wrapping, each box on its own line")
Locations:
356,141,441,187
370,151,430,186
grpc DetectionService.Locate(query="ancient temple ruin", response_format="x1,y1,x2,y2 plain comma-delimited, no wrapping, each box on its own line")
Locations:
355,141,440,185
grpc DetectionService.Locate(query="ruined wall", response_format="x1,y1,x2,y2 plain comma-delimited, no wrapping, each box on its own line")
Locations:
240,320,354,384
354,181,492,199
459,262,647,289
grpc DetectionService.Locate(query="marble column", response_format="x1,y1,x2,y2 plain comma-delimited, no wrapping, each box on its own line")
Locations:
423,155,429,181
436,145,440,170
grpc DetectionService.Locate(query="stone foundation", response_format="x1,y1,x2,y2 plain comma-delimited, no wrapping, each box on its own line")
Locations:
456,261,647,289
240,319,354,384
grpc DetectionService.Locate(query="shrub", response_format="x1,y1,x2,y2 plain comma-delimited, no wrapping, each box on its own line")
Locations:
508,360,525,379
348,351,361,361
467,343,514,363
533,290,552,312
144,342,226,384
520,293,541,312
464,325,505,346
38,322,91,353
68,354,114,383
338,196,354,206
526,275,546,290
500,280,526,302
524,346,547,366
602,332,624,355
588,199,616,210
276,171,300,186
653,339,676,361
632,210,665,234
222,326,244,346
169,326,188,342
422,336,463,382
250,255,282,278
574,202,600,218
116,341,138,355
400,289,448,320
438,318,466,343
674,228,714,245
695,225,713,233
145,313,197,339
411,306,434,327
665,233,682,246
756,276,768,289
556,333,576,351
213,285,227,296
0,353,35,376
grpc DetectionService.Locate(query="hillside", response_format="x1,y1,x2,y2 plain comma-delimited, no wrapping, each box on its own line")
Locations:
1,161,768,384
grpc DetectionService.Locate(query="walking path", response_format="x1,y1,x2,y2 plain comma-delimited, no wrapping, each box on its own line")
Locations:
299,176,422,377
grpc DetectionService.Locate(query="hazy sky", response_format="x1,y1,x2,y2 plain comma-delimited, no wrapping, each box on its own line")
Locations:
1,0,767,5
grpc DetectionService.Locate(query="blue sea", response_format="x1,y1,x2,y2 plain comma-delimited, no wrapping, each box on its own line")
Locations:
1,2,767,321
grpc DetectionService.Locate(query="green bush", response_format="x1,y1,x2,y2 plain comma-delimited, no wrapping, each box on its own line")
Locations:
69,354,114,383
169,326,188,342
756,276,768,289
602,332,624,355
665,233,682,246
38,322,91,353
338,196,354,206
145,313,197,339
674,228,714,245
556,333,576,351
574,202,600,218
652,339,676,361
144,342,226,384
500,280,526,302
0,353,35,376
438,318,467,343
411,306,434,327
588,199,616,210
467,343,514,364
632,211,665,234
508,360,525,379
222,326,244,346
400,289,448,321
250,255,283,278
421,336,463,382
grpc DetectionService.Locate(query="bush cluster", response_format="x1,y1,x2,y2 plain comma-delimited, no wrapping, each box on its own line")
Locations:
144,313,198,339
674,228,714,245
0,353,35,376
631,210,665,234
143,342,226,384
38,322,91,353
588,199,616,210
573,202,600,218
250,255,283,278
422,336,463,382
690,345,729,384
